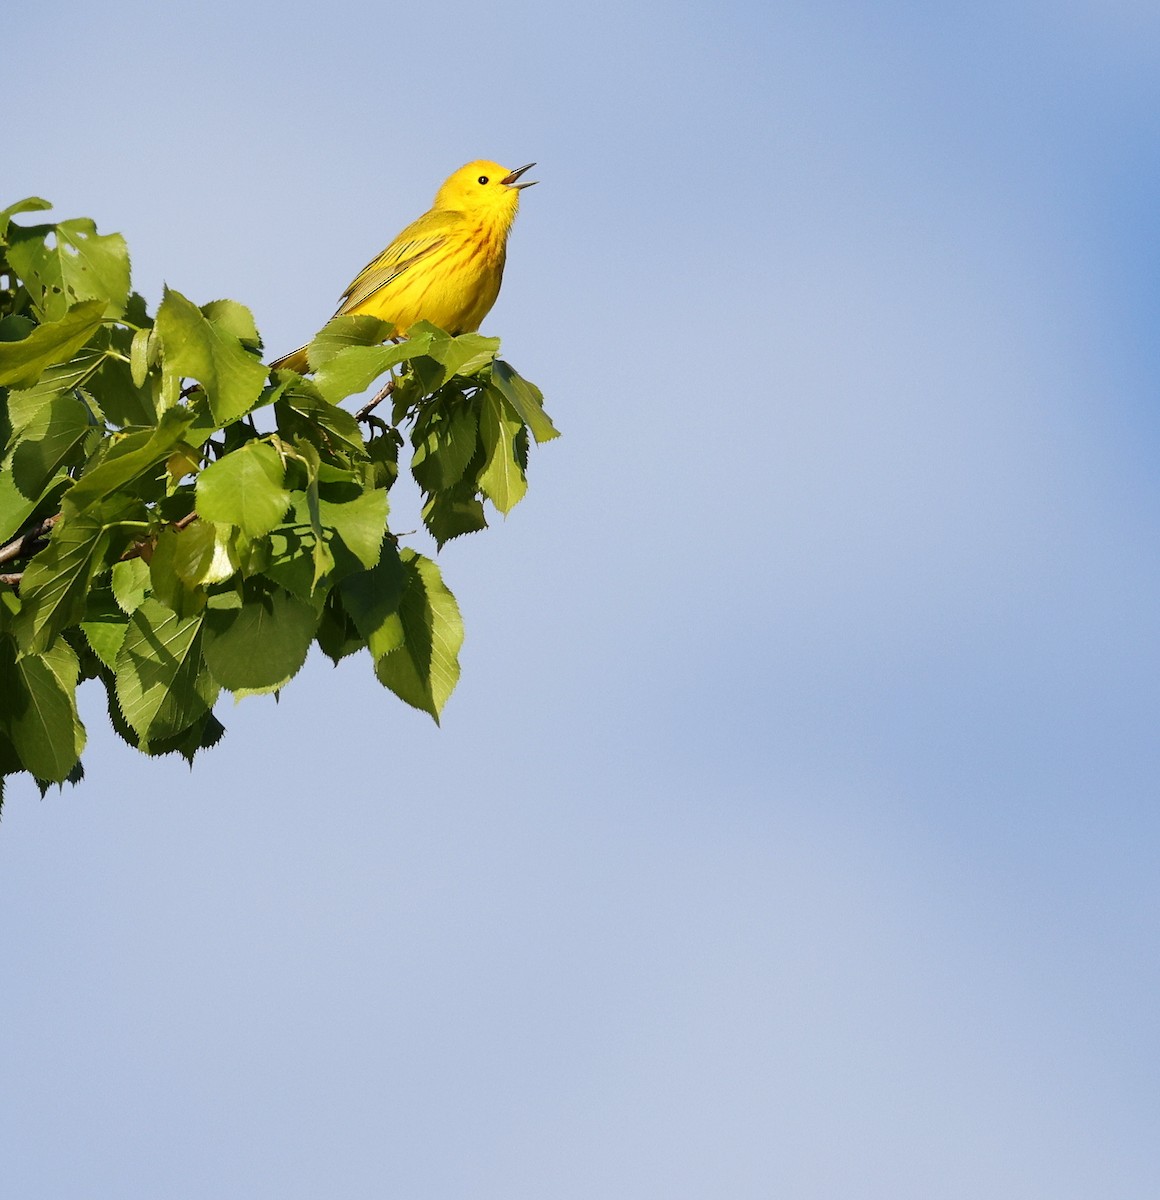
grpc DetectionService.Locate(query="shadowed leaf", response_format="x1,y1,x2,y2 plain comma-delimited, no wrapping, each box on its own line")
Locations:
372,549,463,721
203,582,318,693
114,599,218,741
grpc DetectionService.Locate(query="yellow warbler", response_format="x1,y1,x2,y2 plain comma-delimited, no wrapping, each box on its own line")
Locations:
271,160,536,372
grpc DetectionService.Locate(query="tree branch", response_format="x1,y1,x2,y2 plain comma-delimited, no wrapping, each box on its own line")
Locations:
117,510,199,564
0,510,200,580
356,376,396,422
0,514,60,566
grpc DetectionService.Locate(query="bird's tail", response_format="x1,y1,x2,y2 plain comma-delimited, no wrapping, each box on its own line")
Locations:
269,345,311,373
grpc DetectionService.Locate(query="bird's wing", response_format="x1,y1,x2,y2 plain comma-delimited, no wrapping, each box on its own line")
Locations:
336,209,462,314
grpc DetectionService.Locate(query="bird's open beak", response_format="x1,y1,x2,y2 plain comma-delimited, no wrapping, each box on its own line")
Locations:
502,162,538,189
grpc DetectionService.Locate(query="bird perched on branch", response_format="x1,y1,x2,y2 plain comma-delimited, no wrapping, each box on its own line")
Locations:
271,160,537,373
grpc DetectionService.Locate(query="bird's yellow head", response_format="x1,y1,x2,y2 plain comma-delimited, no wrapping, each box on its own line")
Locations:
432,160,537,228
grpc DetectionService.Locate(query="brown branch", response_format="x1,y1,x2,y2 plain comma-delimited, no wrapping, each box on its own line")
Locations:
118,510,200,564
0,514,60,566
356,376,396,422
0,511,200,589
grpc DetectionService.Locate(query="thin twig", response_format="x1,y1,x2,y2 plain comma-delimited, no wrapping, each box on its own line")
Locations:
0,508,200,581
118,510,199,563
356,376,396,422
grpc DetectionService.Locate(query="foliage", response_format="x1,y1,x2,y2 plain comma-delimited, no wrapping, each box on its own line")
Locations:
0,198,558,808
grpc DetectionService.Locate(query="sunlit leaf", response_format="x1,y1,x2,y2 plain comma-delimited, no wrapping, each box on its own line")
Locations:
477,388,528,514
155,288,267,424
196,440,291,538
6,218,130,321
489,360,559,443
0,300,106,389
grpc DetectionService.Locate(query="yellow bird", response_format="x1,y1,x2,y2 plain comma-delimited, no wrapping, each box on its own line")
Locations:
271,160,537,373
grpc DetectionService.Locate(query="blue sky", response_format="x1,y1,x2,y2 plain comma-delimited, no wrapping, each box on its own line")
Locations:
3,1,1159,1196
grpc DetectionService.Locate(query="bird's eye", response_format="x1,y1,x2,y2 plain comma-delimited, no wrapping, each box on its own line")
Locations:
477,175,489,185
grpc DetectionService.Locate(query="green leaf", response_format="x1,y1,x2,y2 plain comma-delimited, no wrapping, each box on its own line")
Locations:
304,313,396,367
6,218,131,321
412,402,480,493
130,326,151,388
0,635,85,783
103,671,226,763
0,458,69,547
5,391,91,499
477,389,528,514
291,438,333,590
421,482,488,547
318,486,388,570
263,520,320,601
315,591,366,664
196,440,291,538
85,324,158,427
274,380,366,453
199,299,261,350
14,496,145,653
0,468,42,543
80,589,131,671
365,427,401,491
202,582,318,694
339,547,406,660
0,315,36,344
5,336,103,432
171,520,235,585
389,370,426,425
372,549,463,721
148,526,208,616
310,342,417,405
114,598,218,741
0,300,106,389
154,287,267,424
0,729,21,812
0,197,52,241
111,557,151,614
138,708,226,763
489,361,559,443
63,406,194,514
409,323,500,378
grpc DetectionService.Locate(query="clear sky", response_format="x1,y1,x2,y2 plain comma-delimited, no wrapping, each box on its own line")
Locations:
3,1,1159,1196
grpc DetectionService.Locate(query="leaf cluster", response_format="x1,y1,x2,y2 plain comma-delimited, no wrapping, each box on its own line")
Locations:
0,198,558,808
